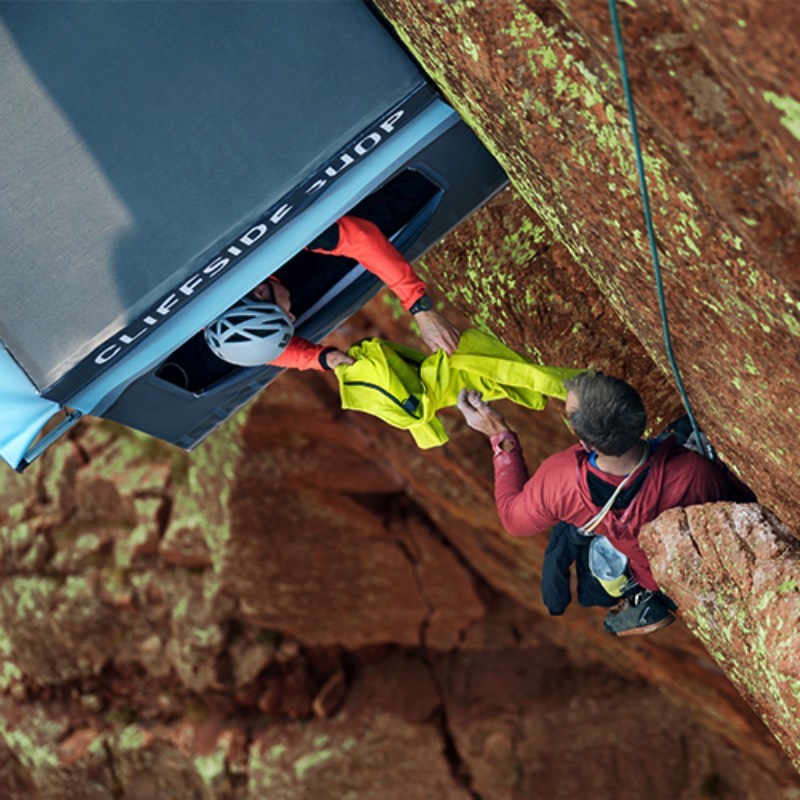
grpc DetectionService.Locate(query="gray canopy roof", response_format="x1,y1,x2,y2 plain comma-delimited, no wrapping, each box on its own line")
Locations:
0,1,422,391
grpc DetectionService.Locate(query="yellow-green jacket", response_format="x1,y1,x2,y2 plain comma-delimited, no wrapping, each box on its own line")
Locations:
335,329,583,448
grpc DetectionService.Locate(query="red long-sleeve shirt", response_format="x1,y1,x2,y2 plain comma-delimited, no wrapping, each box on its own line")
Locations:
270,216,427,371
490,433,756,590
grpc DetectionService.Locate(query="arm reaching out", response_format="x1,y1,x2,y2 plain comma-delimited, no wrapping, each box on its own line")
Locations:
314,216,461,354
270,339,353,371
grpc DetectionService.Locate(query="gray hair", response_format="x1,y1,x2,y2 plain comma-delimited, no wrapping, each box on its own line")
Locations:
564,371,646,456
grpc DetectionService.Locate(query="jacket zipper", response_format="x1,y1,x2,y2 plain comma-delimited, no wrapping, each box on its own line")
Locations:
342,380,421,418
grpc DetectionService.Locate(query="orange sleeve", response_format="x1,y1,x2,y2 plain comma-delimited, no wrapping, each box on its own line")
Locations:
312,216,427,310
270,336,327,371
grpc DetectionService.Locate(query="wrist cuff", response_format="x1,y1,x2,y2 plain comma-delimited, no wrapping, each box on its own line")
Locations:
318,347,337,371
408,293,433,315
490,430,518,456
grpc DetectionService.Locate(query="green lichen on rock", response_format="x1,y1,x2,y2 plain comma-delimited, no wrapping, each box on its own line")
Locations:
190,733,237,792
163,403,250,574
116,725,148,752
0,706,66,773
763,91,800,140
643,504,800,770
293,746,335,780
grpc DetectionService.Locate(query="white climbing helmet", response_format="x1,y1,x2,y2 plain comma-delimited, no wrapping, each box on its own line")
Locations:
205,301,294,366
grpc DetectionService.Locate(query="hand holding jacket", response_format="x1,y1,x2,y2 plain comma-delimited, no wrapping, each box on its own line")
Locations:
456,388,511,436
415,309,460,356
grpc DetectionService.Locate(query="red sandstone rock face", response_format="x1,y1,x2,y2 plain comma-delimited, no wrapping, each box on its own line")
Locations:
641,503,800,771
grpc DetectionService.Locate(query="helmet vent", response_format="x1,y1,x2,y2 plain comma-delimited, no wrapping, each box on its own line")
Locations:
204,301,294,366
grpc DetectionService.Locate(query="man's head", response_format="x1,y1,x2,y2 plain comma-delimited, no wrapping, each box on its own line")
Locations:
249,276,295,322
563,371,646,456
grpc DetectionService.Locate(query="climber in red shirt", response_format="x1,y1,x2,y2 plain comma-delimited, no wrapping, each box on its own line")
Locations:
456,371,756,636
205,215,460,371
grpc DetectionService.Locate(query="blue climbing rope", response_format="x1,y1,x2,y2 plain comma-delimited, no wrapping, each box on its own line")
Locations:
607,0,711,459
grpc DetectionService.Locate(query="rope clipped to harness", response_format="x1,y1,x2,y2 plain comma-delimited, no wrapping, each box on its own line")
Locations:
607,0,713,460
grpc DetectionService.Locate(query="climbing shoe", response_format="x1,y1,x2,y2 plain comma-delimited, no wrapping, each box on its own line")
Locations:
603,589,676,637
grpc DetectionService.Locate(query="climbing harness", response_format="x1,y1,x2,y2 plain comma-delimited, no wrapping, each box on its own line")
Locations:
607,0,712,460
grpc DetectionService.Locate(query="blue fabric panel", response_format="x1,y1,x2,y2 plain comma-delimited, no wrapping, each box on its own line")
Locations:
0,347,59,469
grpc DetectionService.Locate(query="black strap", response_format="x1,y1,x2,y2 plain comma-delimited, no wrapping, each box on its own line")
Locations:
343,380,421,417
586,466,650,510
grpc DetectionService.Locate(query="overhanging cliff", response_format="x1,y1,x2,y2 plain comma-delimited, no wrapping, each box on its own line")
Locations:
376,0,800,530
